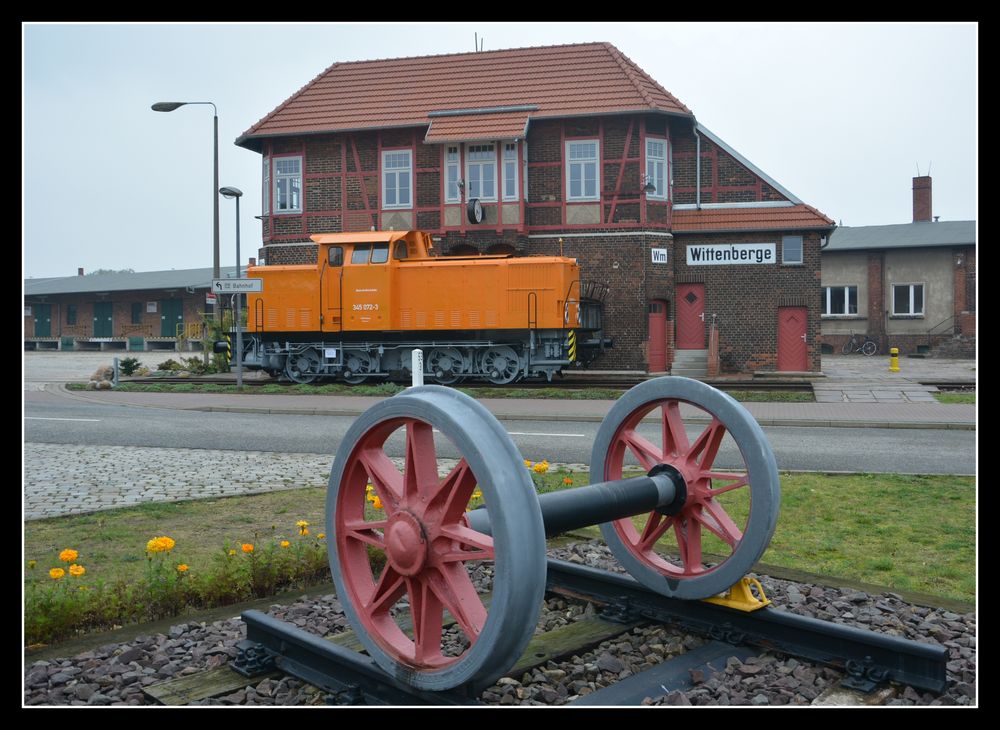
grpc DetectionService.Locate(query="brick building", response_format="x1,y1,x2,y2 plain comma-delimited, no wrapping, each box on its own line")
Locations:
236,42,834,375
24,266,239,351
821,177,976,358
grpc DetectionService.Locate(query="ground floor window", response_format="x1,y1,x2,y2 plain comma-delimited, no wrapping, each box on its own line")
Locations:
131,302,143,324
892,283,924,316
66,304,77,325
823,285,858,315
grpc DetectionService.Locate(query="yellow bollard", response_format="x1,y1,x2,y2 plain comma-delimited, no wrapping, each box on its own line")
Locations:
889,347,900,373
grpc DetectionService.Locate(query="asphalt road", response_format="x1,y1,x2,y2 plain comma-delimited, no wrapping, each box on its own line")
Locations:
24,392,975,475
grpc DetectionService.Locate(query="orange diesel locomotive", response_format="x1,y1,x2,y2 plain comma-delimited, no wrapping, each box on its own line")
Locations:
239,230,603,384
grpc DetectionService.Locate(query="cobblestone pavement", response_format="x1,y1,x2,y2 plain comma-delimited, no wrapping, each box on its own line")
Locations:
814,355,975,403
23,442,587,521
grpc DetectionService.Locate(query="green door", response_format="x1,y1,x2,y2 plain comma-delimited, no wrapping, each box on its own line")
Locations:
33,303,51,337
93,302,113,337
161,299,183,337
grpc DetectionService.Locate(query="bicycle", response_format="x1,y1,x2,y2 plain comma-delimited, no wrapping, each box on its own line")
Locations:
841,330,879,356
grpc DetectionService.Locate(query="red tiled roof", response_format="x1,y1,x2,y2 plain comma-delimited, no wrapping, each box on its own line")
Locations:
672,205,835,233
424,110,531,144
237,43,692,148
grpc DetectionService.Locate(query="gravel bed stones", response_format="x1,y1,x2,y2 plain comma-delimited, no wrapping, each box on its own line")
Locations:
23,540,975,707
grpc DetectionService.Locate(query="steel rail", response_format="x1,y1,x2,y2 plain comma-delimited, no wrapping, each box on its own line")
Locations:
545,559,948,694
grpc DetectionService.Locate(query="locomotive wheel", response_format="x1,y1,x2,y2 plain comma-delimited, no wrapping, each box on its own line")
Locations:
327,387,547,691
590,377,780,600
285,349,322,384
426,347,464,385
480,345,521,385
342,350,375,384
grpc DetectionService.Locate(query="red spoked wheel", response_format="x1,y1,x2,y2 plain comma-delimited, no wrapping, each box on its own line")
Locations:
590,377,780,600
327,386,546,691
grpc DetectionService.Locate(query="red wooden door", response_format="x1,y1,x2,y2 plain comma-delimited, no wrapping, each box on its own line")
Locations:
676,284,705,349
777,307,808,371
648,300,667,371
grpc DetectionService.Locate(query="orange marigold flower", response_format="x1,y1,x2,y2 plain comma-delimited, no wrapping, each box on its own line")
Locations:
176,564,189,573
146,536,176,554
59,549,79,563
371,496,383,510
241,543,254,554
317,533,326,540
563,477,573,486
532,461,549,474
49,568,65,580
300,527,310,536
280,540,290,548
68,564,86,577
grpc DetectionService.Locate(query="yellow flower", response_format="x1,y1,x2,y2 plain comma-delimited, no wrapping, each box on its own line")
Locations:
176,564,189,573
49,568,65,580
296,520,309,528
317,533,326,540
300,527,310,536
228,549,237,557
146,536,176,554
371,496,383,510
78,586,89,592
68,564,86,577
365,483,374,494
280,540,290,548
27,560,37,570
533,461,549,474
563,477,573,486
59,549,79,563
524,459,532,468
472,489,483,500
241,543,254,554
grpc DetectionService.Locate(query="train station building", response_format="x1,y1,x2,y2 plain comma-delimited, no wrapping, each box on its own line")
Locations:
236,42,834,375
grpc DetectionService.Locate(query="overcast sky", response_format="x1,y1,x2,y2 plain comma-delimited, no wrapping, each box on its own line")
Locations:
23,22,977,279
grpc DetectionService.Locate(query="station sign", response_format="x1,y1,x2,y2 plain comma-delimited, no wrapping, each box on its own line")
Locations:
686,243,776,266
651,248,669,264
212,278,263,293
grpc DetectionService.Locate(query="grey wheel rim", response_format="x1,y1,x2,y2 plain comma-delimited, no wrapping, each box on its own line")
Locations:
327,386,546,691
590,376,780,600
285,350,320,384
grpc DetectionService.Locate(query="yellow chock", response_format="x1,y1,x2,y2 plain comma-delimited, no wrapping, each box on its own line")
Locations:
889,347,900,373
702,576,771,612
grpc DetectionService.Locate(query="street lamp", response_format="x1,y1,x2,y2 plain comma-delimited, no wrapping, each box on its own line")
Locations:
219,186,244,388
151,100,220,322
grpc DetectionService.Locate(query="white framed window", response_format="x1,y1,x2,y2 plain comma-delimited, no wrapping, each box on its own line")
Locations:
382,150,412,209
444,146,460,203
892,283,925,316
502,142,518,201
645,138,667,200
782,235,804,265
823,286,858,316
565,140,599,201
466,144,497,201
273,156,302,213
262,156,270,214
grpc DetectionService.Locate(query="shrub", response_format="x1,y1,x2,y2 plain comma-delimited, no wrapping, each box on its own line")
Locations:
118,357,143,376
156,358,184,372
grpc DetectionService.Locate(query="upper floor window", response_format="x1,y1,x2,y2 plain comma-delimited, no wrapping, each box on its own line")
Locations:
445,146,460,203
273,156,302,213
782,235,804,265
503,143,518,201
892,283,924,316
823,286,858,316
466,144,497,201
566,140,599,201
645,139,667,200
382,150,412,209
262,157,270,214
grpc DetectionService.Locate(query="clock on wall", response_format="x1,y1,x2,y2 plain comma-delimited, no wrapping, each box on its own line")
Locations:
467,198,484,224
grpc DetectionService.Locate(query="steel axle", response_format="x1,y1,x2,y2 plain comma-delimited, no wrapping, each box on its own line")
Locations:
465,468,686,538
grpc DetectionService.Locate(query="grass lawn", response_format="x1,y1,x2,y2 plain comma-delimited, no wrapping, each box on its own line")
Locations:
25,471,974,604
72,381,814,403
934,392,975,404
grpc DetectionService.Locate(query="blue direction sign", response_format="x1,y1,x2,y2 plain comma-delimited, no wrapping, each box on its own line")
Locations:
213,279,263,293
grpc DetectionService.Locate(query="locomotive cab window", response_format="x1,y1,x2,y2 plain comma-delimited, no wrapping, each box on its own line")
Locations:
393,241,408,260
351,244,372,265
371,243,389,264
328,247,343,267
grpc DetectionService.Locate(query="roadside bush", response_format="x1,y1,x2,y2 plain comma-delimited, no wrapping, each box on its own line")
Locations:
156,358,184,372
118,357,142,376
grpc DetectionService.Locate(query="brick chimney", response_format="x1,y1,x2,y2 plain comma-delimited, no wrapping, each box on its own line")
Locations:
913,176,932,222
78,267,84,276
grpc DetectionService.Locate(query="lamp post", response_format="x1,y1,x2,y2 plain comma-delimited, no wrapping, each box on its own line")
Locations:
151,101,220,323
219,186,244,388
